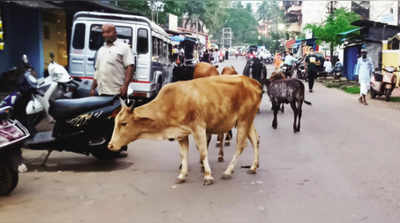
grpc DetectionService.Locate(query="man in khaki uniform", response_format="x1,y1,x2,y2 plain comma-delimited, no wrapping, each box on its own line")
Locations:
90,24,135,97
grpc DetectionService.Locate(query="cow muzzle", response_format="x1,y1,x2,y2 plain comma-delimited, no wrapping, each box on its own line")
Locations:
107,142,121,151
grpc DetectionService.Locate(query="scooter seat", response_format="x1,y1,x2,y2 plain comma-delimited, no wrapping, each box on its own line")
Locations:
49,96,116,120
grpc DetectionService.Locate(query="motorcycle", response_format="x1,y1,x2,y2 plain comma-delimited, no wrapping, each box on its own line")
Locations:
331,62,343,79
281,64,294,78
371,66,397,101
0,106,29,195
292,58,306,80
1,55,125,165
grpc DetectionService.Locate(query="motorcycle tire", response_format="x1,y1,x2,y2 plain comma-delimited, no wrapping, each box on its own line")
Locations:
91,145,127,161
370,89,377,99
0,165,18,196
385,89,391,102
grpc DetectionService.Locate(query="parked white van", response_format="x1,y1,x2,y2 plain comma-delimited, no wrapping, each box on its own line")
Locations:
69,11,173,100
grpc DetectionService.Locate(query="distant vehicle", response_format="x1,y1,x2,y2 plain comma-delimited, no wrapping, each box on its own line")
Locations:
69,11,173,102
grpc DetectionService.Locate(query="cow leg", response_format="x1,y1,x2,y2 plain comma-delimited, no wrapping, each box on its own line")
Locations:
247,124,259,174
216,133,222,148
290,101,298,133
177,136,189,184
280,104,285,113
217,133,224,162
199,133,212,172
297,101,303,132
193,129,214,185
272,103,279,129
222,122,249,179
225,130,232,146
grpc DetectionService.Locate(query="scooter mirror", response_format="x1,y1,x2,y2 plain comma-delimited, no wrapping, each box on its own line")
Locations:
22,54,28,64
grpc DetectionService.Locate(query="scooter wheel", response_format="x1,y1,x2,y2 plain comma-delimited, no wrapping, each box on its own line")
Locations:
370,89,377,99
91,146,127,161
385,89,391,101
0,165,18,196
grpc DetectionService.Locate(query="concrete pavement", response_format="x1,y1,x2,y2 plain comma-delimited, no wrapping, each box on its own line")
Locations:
1,57,400,223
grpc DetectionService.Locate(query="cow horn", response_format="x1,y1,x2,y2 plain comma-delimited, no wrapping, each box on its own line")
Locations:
119,97,128,108
127,99,136,113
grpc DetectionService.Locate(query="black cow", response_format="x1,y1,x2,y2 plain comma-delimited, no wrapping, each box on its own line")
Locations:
243,58,267,84
264,78,312,133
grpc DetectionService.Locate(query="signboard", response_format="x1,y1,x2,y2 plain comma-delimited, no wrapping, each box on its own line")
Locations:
305,29,312,39
168,13,178,31
0,8,3,50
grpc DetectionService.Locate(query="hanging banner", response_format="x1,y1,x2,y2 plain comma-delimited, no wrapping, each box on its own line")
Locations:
0,9,3,51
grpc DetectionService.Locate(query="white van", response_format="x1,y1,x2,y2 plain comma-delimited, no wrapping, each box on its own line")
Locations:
69,11,173,100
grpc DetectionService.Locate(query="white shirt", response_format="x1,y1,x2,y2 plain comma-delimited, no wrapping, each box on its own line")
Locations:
94,39,135,95
324,61,332,73
284,55,297,66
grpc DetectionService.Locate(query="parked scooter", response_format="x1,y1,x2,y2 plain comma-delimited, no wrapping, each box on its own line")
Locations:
0,55,125,165
331,61,343,79
293,58,306,80
0,106,29,196
371,66,397,101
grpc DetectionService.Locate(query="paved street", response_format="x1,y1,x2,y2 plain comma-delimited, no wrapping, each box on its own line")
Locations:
1,57,400,223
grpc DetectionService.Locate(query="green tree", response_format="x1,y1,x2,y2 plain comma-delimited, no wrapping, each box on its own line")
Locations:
215,7,258,45
304,8,360,64
257,0,282,24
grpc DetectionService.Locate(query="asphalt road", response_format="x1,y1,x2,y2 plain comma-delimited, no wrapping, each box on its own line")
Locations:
1,56,400,223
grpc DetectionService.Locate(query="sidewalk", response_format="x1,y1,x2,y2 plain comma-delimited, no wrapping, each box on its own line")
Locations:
392,88,400,97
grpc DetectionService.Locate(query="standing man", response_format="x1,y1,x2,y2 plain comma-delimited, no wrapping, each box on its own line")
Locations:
354,49,374,105
90,24,135,97
305,48,320,92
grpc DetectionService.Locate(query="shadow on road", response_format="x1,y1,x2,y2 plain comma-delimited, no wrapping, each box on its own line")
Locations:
24,155,133,173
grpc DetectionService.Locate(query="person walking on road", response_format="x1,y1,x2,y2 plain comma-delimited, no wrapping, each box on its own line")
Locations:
305,48,320,93
90,24,135,98
274,52,282,71
354,49,374,105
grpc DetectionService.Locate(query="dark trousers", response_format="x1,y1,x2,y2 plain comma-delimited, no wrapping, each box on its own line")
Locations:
308,71,317,90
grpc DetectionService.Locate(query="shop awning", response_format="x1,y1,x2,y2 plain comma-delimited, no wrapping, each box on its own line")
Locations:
286,39,296,48
338,27,361,36
7,1,61,9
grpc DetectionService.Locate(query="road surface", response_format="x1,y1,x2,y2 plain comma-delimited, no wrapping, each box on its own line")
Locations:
1,56,400,223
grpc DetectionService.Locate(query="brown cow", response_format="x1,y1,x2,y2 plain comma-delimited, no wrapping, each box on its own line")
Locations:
193,62,219,79
193,63,238,162
215,65,238,161
221,66,238,75
108,75,262,185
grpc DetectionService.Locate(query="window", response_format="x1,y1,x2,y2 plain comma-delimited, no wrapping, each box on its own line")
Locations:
89,24,132,50
152,37,158,56
72,23,85,49
137,28,148,54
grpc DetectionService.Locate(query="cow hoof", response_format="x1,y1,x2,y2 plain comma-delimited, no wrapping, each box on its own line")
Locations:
247,169,257,175
176,178,186,184
224,142,230,146
218,157,224,162
203,179,214,186
221,174,232,180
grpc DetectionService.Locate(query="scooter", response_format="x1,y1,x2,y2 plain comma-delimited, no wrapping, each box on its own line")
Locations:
371,66,397,101
0,106,29,196
1,56,125,165
281,64,294,78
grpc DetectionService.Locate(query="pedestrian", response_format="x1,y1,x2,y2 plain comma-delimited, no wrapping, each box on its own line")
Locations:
91,24,135,98
305,48,320,92
283,51,297,76
225,49,229,60
274,52,282,71
354,49,374,105
202,49,211,63
324,58,332,73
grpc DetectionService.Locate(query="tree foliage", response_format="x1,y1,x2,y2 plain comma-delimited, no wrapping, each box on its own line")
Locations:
304,8,360,47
